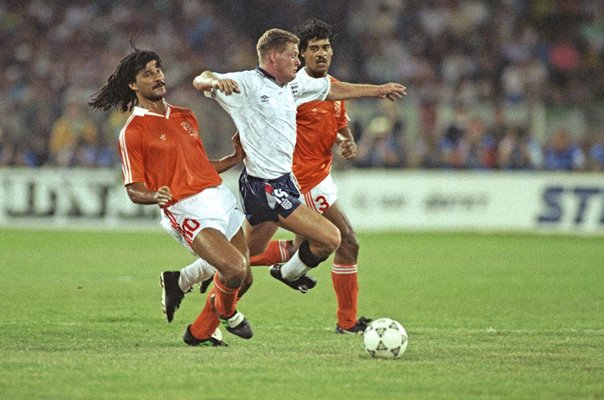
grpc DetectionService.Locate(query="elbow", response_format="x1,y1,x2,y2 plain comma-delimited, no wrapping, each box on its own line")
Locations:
125,188,138,204
125,185,145,205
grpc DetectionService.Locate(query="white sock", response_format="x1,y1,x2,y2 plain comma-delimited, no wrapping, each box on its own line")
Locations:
178,258,216,292
280,250,311,281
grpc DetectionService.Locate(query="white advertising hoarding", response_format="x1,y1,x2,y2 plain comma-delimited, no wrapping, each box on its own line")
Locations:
0,168,602,235
334,170,604,234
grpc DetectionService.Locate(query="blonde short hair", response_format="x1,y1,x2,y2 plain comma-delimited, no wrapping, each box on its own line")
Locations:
256,28,300,61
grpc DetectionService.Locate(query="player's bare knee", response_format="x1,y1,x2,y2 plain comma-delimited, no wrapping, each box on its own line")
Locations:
313,217,340,254
311,237,340,258
217,253,247,288
223,271,244,288
325,227,341,253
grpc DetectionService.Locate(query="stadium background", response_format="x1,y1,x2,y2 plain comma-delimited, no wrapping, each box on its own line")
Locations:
0,0,603,234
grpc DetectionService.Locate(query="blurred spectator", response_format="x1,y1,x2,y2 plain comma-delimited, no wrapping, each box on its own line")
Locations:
586,131,604,171
70,136,100,168
17,133,50,167
49,101,98,166
0,127,17,166
438,113,497,169
355,116,405,168
496,126,543,170
439,103,468,168
416,131,445,169
459,116,497,169
94,109,130,167
543,128,586,171
548,37,581,90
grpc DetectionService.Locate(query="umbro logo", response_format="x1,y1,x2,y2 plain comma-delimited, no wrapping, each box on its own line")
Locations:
260,95,269,104
159,134,167,141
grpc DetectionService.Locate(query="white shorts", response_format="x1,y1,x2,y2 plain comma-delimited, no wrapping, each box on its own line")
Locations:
300,174,338,214
160,185,245,253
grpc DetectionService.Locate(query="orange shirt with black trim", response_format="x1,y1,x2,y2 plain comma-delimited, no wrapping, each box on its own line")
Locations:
118,105,221,203
293,75,348,193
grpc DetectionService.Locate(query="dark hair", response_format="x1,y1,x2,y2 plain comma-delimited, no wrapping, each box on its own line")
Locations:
89,48,162,112
295,18,335,53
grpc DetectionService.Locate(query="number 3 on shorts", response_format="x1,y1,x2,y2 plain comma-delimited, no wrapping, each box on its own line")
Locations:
315,195,328,212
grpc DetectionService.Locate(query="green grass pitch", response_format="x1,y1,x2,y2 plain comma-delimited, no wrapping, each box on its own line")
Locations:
0,228,602,399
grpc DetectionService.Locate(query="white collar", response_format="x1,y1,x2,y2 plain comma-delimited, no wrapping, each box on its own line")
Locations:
132,103,171,118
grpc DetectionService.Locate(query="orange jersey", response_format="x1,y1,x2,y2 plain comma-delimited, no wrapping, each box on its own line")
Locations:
293,76,348,192
118,105,222,203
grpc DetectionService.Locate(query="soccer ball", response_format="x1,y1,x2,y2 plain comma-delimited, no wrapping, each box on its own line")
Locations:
363,318,408,359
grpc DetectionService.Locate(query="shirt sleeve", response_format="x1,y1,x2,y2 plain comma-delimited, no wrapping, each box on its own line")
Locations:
118,123,145,186
337,100,349,130
207,71,247,110
293,75,330,106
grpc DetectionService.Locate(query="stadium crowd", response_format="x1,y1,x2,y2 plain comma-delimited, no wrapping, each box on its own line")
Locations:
1,0,603,171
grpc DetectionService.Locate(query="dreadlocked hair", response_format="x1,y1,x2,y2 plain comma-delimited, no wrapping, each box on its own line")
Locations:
294,18,335,54
89,49,162,112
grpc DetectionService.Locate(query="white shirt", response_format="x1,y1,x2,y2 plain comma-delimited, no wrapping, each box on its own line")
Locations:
207,68,330,179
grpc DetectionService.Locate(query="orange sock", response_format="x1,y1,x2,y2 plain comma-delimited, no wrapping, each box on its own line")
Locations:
190,275,240,340
190,287,221,339
250,239,292,266
212,274,240,318
331,264,359,329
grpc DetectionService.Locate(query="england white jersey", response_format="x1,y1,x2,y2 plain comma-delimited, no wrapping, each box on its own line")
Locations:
207,68,330,179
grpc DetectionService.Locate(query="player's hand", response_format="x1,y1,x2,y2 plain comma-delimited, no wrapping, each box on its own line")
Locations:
154,186,172,208
213,78,240,96
231,132,246,161
378,83,407,101
337,137,358,159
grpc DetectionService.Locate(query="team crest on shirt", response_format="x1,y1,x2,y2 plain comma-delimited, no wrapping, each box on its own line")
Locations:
181,122,198,136
289,82,299,98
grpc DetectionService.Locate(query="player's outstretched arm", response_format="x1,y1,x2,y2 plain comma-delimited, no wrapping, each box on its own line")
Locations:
210,132,246,173
327,81,406,102
193,71,240,96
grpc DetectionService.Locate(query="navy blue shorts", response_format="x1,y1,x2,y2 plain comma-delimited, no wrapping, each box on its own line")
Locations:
239,169,302,226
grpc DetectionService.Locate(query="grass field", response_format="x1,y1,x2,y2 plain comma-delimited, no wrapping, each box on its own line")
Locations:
0,228,602,400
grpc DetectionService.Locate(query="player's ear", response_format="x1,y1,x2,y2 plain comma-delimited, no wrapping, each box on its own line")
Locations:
268,50,278,63
128,82,138,92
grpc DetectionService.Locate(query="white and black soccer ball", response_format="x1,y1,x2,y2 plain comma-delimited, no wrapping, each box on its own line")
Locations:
363,318,408,359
